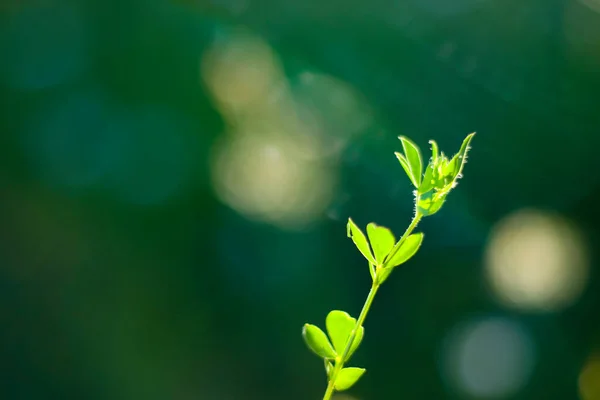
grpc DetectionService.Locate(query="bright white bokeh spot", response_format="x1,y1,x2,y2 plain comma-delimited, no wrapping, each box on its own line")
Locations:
485,209,589,312
201,27,283,116
0,4,88,90
201,28,373,157
441,316,535,398
203,28,373,229
210,132,335,230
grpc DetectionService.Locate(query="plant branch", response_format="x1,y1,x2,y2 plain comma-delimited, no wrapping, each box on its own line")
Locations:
322,212,422,400
384,211,422,266
323,282,378,400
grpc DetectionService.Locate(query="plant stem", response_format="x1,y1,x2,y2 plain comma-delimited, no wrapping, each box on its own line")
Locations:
386,212,422,264
322,212,422,400
323,282,379,400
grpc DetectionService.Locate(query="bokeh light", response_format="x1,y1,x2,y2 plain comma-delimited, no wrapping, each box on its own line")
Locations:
211,131,335,229
579,353,600,400
441,316,535,399
484,209,589,312
204,28,373,229
201,26,284,120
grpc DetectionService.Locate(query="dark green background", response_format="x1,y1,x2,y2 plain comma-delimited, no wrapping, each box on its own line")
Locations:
1,0,600,399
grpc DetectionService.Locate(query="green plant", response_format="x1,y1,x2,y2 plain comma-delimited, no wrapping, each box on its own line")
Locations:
302,133,476,400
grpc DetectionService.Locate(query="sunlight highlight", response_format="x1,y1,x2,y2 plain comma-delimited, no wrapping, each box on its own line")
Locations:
201,26,284,119
202,28,373,229
211,131,335,230
441,316,534,398
484,209,589,312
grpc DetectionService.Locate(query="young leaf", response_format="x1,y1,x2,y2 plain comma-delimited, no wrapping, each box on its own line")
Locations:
419,163,435,194
399,136,423,188
326,311,354,354
366,223,395,265
334,367,366,391
384,232,424,268
347,218,376,265
302,324,337,359
395,152,418,188
449,132,475,182
443,156,459,183
429,140,439,165
326,311,365,362
417,191,447,217
325,359,334,379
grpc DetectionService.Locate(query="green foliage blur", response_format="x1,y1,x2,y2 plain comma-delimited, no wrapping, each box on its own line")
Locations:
1,0,600,399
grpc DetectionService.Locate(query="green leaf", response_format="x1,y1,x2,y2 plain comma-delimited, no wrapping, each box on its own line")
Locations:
324,359,334,379
347,218,376,265
399,136,423,188
395,152,418,188
366,223,395,265
419,163,435,194
302,324,337,359
334,367,366,391
429,140,439,165
385,232,424,268
449,132,475,181
326,311,365,362
326,311,355,355
443,156,459,183
417,191,447,217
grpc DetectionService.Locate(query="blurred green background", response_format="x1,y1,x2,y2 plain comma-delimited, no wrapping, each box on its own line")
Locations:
1,0,600,399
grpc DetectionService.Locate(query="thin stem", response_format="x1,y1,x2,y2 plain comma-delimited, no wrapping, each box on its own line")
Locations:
385,211,422,264
322,212,423,400
323,282,379,400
